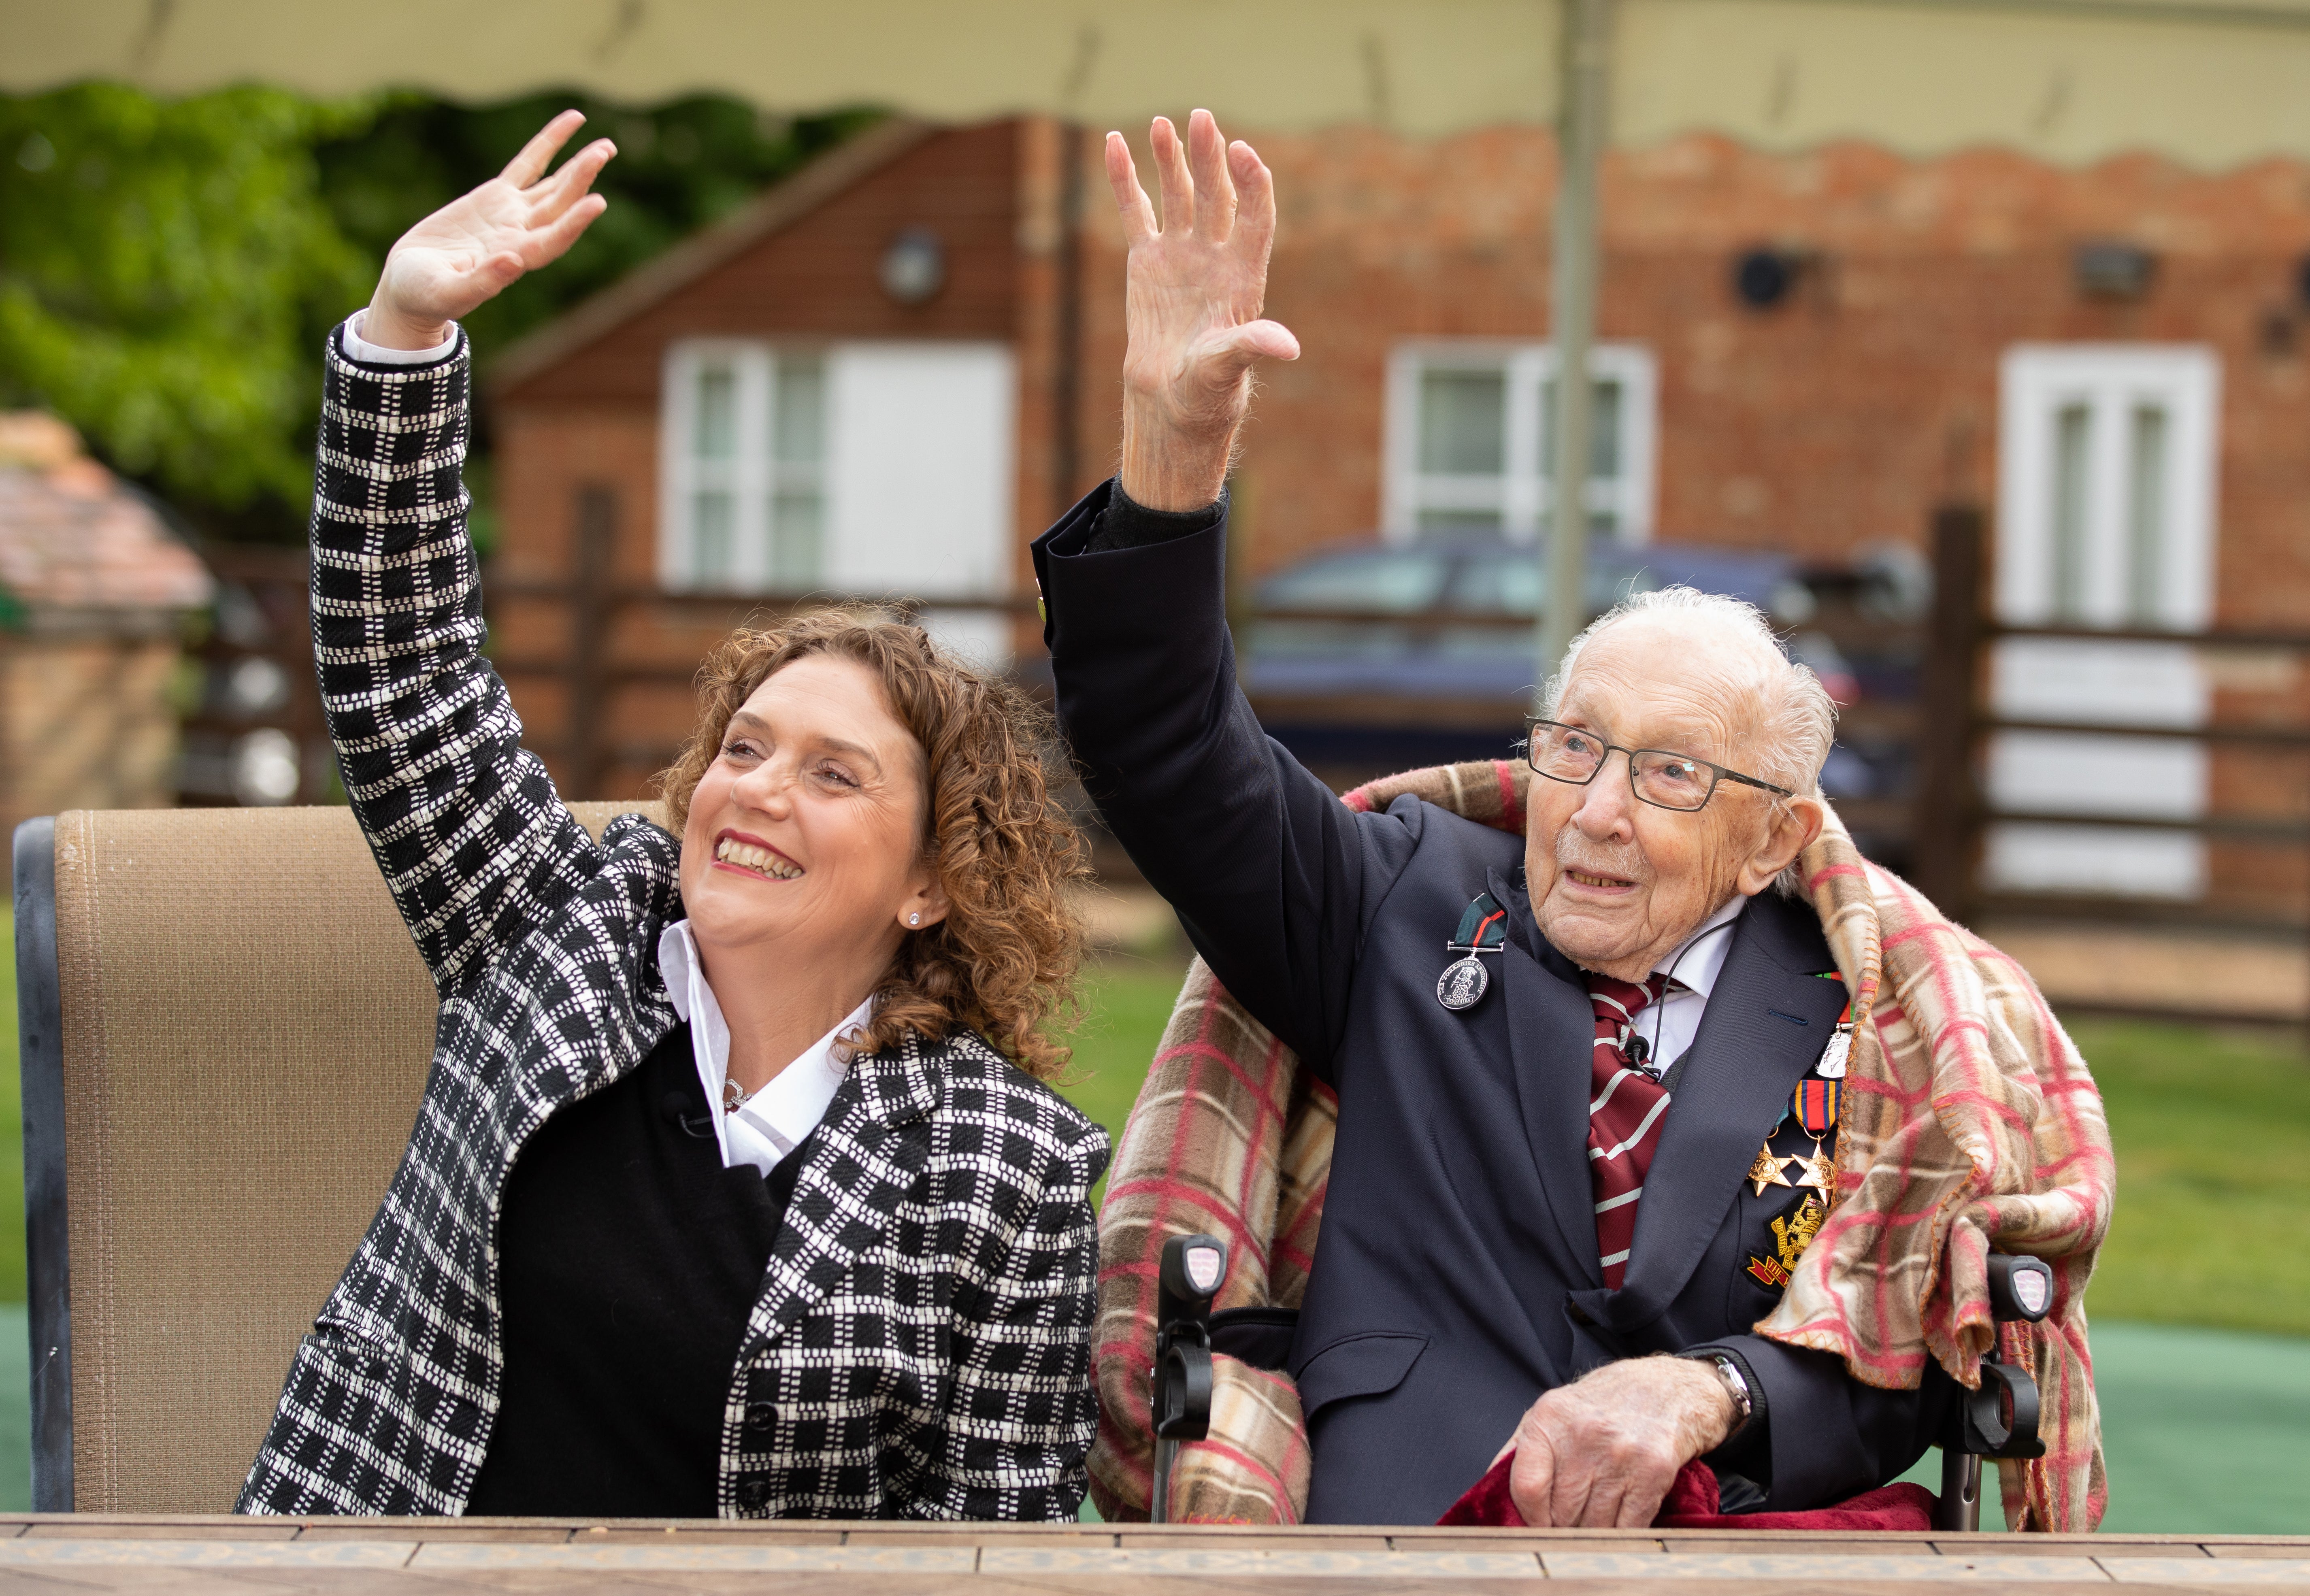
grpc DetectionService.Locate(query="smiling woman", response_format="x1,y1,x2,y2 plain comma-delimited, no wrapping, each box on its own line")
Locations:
235,112,1107,1525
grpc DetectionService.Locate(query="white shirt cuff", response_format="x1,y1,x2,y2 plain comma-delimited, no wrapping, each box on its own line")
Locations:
342,310,460,366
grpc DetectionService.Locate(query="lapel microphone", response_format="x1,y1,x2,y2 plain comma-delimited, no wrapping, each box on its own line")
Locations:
1642,915,1742,1081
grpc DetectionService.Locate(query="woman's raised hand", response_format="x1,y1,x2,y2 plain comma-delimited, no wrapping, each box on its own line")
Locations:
1107,110,1300,511
363,111,617,351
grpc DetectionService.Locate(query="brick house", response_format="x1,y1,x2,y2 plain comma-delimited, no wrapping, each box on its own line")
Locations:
488,116,2310,908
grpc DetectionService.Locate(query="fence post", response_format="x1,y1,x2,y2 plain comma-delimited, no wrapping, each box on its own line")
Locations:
1913,505,1985,921
569,486,616,800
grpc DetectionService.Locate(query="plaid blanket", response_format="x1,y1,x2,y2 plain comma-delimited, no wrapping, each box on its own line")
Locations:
1088,760,2111,1532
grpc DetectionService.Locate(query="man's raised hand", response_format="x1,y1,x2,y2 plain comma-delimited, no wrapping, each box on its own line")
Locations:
1109,110,1300,511
363,111,616,351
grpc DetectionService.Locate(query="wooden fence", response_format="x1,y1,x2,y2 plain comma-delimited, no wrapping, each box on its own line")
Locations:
1910,507,2310,1021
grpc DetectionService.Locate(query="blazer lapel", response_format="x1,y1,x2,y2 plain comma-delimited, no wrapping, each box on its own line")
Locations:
745,1032,941,1352
1608,894,1845,1331
1498,869,1610,1288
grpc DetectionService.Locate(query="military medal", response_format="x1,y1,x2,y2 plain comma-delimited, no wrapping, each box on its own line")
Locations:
1788,1075,1839,1194
1747,1143,1795,1196
1816,1025,1852,1078
1436,893,1509,1011
1811,983,1854,1078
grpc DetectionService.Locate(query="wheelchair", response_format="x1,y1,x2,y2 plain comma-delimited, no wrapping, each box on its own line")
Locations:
1146,1232,2052,1529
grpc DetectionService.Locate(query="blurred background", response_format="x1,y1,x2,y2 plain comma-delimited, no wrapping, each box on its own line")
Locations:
4,0,2309,1532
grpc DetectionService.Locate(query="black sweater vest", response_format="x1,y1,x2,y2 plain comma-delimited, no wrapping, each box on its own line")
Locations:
466,1022,808,1516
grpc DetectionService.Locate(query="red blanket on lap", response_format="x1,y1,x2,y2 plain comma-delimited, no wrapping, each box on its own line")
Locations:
1439,1453,1937,1531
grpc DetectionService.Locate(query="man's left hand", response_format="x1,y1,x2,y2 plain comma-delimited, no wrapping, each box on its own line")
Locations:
1503,1356,1737,1528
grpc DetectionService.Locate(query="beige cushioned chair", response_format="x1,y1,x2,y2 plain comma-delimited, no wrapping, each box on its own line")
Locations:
11,801,662,1513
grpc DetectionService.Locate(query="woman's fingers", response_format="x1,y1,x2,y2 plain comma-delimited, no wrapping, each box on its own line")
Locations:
1103,132,1156,247
528,138,616,221
502,109,586,188
1150,115,1195,236
1186,109,1234,242
528,193,608,264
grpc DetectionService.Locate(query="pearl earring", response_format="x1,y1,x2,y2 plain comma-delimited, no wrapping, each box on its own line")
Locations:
909,913,921,926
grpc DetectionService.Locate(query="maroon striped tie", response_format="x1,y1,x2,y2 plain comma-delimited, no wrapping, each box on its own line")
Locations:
1585,971,1671,1291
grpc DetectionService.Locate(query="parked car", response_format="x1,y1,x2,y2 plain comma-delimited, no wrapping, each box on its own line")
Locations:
1241,535,1878,798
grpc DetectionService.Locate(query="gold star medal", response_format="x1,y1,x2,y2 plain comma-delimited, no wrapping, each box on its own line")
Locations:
1748,1143,1795,1196
1794,1141,1836,1194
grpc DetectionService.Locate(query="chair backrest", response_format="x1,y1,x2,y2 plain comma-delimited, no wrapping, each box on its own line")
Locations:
12,800,662,1513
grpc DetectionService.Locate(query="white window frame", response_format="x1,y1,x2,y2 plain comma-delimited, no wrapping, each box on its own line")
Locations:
1383,339,1657,545
1995,344,2221,631
1984,342,2223,901
658,339,830,592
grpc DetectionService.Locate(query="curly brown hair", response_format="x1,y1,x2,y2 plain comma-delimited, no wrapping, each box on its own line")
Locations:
656,606,1088,1079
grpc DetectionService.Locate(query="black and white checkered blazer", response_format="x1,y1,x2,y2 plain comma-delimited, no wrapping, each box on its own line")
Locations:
238,326,1107,1520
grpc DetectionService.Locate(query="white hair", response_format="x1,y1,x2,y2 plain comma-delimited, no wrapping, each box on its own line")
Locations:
1540,585,1837,894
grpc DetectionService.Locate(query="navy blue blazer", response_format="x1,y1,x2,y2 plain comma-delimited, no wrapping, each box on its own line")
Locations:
1035,482,1953,1525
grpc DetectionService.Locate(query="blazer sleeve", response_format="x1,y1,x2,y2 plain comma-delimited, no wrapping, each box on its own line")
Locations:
310,322,603,998
1688,1334,1958,1509
914,1118,1110,1521
1033,481,1420,1075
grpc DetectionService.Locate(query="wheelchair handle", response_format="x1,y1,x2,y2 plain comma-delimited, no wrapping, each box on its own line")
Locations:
1150,1235,1228,1524
1934,1252,2054,1531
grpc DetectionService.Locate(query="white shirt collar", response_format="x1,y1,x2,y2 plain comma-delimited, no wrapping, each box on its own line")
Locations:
1650,892,1747,998
657,920,871,1177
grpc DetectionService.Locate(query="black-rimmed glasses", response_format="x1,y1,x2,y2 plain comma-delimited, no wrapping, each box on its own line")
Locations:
1520,717,1792,813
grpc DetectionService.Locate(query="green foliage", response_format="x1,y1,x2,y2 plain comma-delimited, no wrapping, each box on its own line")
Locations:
0,85,873,543
0,85,370,516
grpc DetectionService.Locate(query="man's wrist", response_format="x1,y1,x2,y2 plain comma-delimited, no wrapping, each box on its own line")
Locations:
1681,1352,1752,1444
1119,400,1234,512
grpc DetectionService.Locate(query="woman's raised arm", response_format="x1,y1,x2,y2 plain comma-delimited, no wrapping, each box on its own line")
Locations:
315,114,620,996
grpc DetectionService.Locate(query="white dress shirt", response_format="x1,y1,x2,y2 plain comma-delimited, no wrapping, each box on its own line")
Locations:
657,921,871,1176
343,310,460,366
1635,893,1749,1078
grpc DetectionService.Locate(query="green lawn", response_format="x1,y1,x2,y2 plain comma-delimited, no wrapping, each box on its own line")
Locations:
2066,1018,2310,1336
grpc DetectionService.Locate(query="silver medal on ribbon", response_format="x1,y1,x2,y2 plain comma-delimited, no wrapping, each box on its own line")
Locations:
1436,953,1490,1011
1816,1024,1853,1079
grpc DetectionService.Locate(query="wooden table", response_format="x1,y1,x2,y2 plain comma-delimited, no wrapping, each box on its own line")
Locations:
0,1517,2304,1593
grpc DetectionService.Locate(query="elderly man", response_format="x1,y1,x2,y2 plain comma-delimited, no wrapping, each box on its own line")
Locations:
1030,111,1960,1527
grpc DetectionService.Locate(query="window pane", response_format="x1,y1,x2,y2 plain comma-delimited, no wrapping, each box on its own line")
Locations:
1540,377,1623,479
1591,379,1622,477
692,491,734,583
1416,507,1504,533
771,489,822,586
2128,404,2169,624
773,356,826,464
2052,402,2092,621
1260,549,1450,613
1419,369,1506,475
694,366,737,460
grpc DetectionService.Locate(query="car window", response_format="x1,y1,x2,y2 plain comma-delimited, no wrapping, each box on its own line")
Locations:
1259,549,1451,613
1448,548,1660,617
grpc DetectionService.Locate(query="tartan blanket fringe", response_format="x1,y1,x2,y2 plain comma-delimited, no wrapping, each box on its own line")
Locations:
1087,760,2111,1532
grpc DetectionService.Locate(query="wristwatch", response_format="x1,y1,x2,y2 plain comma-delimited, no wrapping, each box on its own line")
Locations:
1691,1352,1753,1439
